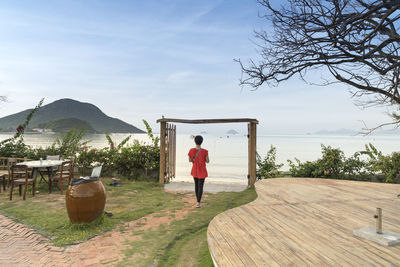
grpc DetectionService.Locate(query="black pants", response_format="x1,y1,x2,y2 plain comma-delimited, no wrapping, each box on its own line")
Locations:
194,178,205,202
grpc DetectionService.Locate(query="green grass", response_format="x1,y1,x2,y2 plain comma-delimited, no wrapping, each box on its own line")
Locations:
0,178,257,266
117,188,257,266
0,177,183,246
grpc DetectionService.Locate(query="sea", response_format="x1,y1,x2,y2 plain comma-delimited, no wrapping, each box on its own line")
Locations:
1,133,400,185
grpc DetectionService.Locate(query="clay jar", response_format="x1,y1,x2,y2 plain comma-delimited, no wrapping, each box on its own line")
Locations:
65,179,106,223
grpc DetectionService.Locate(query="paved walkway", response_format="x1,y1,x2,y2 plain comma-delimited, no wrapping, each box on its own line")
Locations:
0,214,68,267
164,181,247,193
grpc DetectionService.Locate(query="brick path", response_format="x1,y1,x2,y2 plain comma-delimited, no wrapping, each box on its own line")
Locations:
0,194,196,267
0,214,69,267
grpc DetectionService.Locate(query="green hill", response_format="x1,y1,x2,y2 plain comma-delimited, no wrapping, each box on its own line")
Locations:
37,118,97,133
0,98,144,133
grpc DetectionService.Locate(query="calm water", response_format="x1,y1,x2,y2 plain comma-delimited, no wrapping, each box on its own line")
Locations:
1,133,399,184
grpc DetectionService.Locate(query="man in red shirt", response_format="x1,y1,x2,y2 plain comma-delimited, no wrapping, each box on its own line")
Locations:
188,135,209,208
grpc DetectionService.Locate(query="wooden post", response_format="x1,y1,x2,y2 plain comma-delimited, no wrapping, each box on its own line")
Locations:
165,123,171,183
248,122,257,187
159,121,167,184
173,124,176,178
248,123,251,187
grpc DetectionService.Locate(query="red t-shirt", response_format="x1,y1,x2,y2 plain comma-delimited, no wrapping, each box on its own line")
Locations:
188,148,208,179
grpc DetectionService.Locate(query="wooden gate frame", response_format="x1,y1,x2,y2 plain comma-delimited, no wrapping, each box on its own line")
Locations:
157,118,259,187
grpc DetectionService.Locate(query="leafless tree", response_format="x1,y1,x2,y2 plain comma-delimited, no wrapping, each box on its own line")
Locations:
238,0,400,131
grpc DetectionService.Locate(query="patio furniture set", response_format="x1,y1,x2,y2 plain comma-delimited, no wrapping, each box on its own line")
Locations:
0,156,74,200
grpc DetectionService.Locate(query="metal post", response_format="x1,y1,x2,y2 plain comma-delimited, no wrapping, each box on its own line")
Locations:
375,208,383,234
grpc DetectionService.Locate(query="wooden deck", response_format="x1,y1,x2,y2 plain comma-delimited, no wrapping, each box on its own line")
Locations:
207,178,400,266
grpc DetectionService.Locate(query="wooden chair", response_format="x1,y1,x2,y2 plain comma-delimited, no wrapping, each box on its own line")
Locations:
9,165,35,200
0,174,6,193
46,155,61,173
7,158,18,188
0,157,9,191
46,155,60,160
49,160,74,194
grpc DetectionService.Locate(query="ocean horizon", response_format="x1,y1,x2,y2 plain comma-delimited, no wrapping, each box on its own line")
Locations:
1,132,400,185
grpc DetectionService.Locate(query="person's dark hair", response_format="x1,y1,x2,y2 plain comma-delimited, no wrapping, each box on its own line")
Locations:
194,135,203,145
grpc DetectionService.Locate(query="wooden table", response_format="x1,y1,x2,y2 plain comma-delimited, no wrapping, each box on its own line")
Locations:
207,178,400,266
17,160,63,182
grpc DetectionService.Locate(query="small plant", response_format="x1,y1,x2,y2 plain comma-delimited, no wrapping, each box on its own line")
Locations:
0,98,44,157
288,144,369,181
343,152,368,179
287,158,321,177
361,143,400,183
256,145,283,179
319,145,345,178
143,119,159,147
52,128,90,158
105,133,131,150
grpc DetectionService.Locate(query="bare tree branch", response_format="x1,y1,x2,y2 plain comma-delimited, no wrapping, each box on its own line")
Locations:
239,0,400,132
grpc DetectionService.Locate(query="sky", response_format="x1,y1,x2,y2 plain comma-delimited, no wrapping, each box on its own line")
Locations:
0,0,395,134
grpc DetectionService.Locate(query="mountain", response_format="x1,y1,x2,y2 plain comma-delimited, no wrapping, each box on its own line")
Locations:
313,128,400,136
37,118,97,133
226,129,239,135
0,98,144,133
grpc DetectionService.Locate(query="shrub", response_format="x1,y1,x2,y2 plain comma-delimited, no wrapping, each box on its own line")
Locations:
256,145,283,179
51,128,89,158
0,99,44,158
287,158,322,177
342,152,368,180
113,141,159,179
75,123,160,180
318,145,345,178
361,143,400,183
0,140,29,158
288,145,369,180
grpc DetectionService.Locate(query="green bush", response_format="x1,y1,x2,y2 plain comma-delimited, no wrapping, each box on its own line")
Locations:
51,128,89,158
287,158,322,177
114,141,160,179
288,145,369,180
0,112,160,181
76,138,159,180
319,145,345,178
256,145,283,179
342,152,369,180
361,143,400,183
0,99,44,158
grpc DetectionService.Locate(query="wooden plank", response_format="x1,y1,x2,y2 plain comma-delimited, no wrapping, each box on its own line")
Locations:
208,224,246,266
207,178,400,266
156,118,259,124
234,206,338,265
158,121,166,184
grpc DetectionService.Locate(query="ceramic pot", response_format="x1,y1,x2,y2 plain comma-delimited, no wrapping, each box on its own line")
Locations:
65,179,106,223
